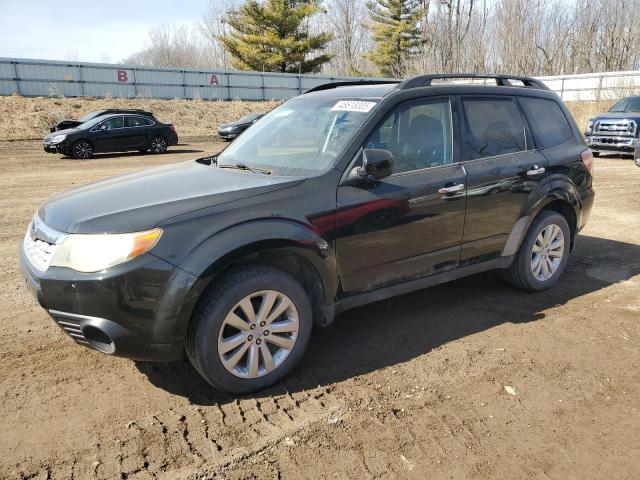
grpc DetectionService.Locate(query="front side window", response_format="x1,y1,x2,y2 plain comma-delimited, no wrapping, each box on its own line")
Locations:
519,97,573,149
462,97,525,160
96,116,124,130
217,96,379,176
363,98,452,174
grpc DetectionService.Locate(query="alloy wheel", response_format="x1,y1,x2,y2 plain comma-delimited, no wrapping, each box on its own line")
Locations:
217,290,299,379
531,223,565,281
74,141,92,159
150,137,167,153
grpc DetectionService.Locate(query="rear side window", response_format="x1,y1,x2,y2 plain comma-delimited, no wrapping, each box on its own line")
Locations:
519,97,573,149
125,116,146,127
462,98,525,160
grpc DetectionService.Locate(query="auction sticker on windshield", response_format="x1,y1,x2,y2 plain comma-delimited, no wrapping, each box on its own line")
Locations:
331,101,377,113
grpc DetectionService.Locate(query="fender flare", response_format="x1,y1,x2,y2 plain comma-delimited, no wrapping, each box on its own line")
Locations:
502,177,583,257
171,219,338,335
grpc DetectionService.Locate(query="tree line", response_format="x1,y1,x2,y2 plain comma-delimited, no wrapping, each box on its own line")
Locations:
124,0,640,78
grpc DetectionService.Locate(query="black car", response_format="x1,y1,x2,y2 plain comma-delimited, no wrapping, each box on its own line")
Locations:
217,113,264,141
20,74,594,394
584,96,640,163
50,109,154,132
43,113,178,159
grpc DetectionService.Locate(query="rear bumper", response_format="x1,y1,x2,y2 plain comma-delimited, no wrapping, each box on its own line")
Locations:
19,242,195,361
167,132,179,146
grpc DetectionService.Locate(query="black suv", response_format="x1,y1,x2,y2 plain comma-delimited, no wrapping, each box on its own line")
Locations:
20,74,594,394
43,113,178,159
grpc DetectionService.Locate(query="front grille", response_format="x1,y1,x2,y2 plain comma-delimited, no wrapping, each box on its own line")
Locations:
49,311,89,345
23,230,58,271
594,120,636,137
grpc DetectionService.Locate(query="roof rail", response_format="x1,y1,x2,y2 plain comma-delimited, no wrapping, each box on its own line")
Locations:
305,80,400,94
396,73,549,91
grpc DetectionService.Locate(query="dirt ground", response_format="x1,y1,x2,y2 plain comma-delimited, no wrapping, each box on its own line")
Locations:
0,141,639,480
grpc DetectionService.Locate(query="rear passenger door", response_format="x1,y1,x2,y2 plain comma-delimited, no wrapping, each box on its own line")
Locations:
121,116,150,148
458,96,547,265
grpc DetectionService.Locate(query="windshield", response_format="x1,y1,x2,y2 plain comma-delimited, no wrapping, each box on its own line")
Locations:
78,110,102,122
609,97,640,112
217,96,379,175
77,115,106,130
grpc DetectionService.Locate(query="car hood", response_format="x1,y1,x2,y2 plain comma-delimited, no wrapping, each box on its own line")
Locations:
593,112,640,121
44,127,81,139
38,160,303,234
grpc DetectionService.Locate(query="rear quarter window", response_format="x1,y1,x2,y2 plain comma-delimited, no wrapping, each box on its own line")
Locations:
519,97,573,149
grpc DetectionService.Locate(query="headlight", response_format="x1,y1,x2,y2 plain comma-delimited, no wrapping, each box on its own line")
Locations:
51,134,67,144
585,120,594,135
50,228,162,273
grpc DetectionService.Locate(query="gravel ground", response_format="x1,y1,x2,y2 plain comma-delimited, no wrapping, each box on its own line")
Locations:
0,141,639,480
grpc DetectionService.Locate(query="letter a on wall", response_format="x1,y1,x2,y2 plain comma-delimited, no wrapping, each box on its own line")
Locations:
117,70,129,82
210,74,220,86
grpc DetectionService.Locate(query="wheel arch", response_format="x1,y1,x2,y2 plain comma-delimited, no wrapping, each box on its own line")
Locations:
502,179,582,256
172,220,339,338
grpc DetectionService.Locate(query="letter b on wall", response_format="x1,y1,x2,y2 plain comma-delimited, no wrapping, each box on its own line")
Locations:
117,70,129,82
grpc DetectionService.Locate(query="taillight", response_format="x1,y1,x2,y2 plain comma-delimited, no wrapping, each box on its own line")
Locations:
169,125,176,132
581,149,594,175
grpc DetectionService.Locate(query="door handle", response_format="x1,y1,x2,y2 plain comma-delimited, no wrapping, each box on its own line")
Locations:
438,183,465,194
526,166,545,176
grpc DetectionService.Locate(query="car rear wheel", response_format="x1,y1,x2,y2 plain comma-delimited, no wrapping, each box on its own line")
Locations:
149,136,168,153
186,266,313,394
504,210,570,291
72,140,93,159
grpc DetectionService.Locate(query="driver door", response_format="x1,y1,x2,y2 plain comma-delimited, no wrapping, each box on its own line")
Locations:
90,116,124,152
335,97,467,293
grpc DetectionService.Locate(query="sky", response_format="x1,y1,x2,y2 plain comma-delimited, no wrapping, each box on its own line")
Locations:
0,0,210,63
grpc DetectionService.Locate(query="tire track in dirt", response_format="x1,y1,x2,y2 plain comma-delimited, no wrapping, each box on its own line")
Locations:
10,387,341,479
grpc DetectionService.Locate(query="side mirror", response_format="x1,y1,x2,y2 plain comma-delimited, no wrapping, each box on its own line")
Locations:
99,124,108,131
345,149,394,185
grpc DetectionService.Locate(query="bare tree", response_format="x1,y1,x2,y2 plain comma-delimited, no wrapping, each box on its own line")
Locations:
123,25,217,69
322,0,372,75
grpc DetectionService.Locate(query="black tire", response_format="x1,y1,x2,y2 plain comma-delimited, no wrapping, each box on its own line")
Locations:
149,136,168,154
504,210,571,292
186,266,313,394
71,140,93,159
592,152,600,157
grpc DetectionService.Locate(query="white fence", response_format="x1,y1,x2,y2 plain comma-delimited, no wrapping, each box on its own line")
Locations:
1,57,639,102
538,71,640,101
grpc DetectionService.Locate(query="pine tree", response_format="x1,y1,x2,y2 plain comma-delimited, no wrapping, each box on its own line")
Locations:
219,0,333,73
365,0,423,77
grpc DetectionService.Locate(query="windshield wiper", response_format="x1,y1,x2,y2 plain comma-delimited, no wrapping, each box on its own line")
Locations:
218,162,271,175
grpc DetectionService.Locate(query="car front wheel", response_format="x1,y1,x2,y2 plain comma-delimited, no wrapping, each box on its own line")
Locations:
504,210,571,291
186,266,313,394
72,140,93,159
149,136,168,153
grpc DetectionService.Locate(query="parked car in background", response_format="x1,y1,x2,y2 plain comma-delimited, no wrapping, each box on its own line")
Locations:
584,96,640,157
21,74,594,394
50,109,154,132
43,113,178,158
217,113,264,141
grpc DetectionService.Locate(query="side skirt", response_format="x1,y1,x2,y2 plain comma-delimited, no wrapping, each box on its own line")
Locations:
320,256,514,326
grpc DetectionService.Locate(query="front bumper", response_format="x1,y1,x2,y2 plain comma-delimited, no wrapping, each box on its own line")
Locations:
19,242,196,361
586,135,637,154
217,130,240,140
